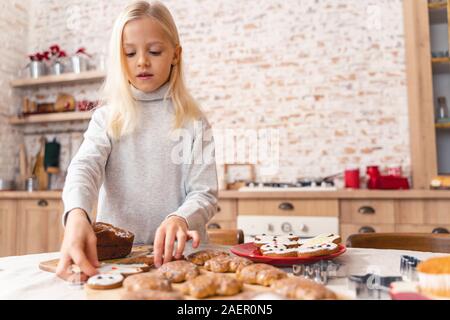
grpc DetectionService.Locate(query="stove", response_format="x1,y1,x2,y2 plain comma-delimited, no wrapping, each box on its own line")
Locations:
239,180,338,192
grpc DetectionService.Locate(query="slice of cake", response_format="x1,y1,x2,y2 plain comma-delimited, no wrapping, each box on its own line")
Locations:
417,256,450,298
94,222,135,261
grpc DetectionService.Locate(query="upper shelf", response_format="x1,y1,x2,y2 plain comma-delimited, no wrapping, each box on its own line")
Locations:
10,70,106,88
432,57,450,73
9,111,93,125
429,1,449,24
428,1,448,10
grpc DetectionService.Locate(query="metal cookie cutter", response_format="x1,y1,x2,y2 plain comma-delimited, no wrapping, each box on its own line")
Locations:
400,255,421,282
292,260,346,285
349,274,403,300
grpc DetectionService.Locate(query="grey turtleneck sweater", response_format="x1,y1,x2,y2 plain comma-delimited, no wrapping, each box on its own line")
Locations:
62,83,218,244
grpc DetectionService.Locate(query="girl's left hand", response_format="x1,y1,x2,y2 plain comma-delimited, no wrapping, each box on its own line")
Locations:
153,215,200,267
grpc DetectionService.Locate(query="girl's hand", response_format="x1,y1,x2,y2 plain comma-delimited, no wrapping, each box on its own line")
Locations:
56,209,100,283
153,216,200,267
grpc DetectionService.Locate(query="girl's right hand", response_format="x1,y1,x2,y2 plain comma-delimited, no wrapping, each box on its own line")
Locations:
56,209,100,283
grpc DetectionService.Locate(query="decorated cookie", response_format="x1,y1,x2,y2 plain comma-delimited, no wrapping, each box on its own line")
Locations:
158,260,200,283
261,246,299,258
97,263,150,277
86,273,124,290
123,273,172,292
297,242,340,258
298,233,342,247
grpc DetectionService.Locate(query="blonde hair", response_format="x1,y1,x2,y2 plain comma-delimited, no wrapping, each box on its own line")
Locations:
100,0,202,140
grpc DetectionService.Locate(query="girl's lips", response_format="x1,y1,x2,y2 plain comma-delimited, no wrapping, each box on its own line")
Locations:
137,75,153,80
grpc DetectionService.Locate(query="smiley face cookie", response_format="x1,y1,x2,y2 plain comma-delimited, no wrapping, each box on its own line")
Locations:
86,273,124,290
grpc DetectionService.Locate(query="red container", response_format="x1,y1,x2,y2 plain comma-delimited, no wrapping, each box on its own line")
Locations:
345,169,360,189
366,166,381,189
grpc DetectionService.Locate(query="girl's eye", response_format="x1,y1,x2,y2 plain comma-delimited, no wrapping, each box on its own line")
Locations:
126,53,135,58
149,51,162,56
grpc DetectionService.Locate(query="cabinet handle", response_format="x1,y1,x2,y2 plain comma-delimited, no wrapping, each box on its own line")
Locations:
208,223,221,230
358,206,375,215
278,202,294,211
359,226,376,234
38,199,48,207
432,227,449,234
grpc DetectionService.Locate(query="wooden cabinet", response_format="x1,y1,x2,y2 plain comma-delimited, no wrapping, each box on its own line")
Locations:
340,224,395,244
238,199,339,217
207,200,237,230
16,199,64,255
0,200,17,257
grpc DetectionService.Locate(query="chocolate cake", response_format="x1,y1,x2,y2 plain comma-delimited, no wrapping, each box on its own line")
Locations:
94,222,135,261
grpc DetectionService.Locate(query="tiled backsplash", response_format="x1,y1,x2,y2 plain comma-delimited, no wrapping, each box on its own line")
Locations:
0,0,410,186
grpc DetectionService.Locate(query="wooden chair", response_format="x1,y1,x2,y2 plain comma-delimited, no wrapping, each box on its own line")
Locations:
207,229,245,246
346,233,450,253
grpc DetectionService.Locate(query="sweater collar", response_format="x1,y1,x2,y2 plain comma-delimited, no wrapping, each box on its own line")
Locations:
130,82,171,102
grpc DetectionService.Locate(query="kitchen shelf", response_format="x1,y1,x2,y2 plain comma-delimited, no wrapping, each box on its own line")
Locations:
10,70,106,88
428,1,447,10
432,57,450,73
9,111,93,125
436,121,450,129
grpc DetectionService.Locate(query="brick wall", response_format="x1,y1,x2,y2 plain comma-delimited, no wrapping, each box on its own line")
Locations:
1,0,410,186
0,0,29,181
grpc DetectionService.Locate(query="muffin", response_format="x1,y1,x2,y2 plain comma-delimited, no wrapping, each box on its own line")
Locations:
417,256,450,298
94,222,135,260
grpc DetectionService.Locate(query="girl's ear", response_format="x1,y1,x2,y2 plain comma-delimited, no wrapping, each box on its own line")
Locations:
172,45,182,66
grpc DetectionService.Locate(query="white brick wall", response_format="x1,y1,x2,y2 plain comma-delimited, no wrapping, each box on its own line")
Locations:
1,0,410,185
0,0,29,180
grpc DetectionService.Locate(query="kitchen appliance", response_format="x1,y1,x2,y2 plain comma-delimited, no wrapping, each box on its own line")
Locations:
0,179,14,191
237,215,339,243
239,176,338,192
366,166,410,190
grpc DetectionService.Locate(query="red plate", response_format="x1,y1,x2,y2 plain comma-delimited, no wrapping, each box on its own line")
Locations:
230,242,347,267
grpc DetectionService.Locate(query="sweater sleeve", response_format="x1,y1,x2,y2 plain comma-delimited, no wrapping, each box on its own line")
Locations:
61,108,112,225
171,117,218,233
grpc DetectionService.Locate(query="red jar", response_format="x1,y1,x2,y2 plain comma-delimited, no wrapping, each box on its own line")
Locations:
345,169,360,189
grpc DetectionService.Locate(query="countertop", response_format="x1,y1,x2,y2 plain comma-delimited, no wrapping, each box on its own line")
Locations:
2,189,450,200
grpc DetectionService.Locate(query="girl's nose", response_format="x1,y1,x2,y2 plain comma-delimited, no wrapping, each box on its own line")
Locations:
137,53,150,68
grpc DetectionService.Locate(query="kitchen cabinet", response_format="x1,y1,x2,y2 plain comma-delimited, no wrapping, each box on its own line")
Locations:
340,200,395,224
16,199,64,255
340,224,396,244
0,200,17,257
207,200,237,230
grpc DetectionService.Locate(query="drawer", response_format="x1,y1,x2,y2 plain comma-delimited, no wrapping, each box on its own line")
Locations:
207,218,236,230
395,224,450,234
396,200,450,225
215,200,237,220
340,200,395,224
340,223,395,243
238,199,339,217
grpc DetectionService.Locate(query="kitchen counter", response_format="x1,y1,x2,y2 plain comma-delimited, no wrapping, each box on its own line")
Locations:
2,189,450,200
0,244,447,300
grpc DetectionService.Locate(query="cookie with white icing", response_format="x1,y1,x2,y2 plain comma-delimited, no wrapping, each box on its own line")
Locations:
97,263,149,277
297,242,340,258
298,234,341,247
254,233,300,247
262,246,298,258
86,273,124,290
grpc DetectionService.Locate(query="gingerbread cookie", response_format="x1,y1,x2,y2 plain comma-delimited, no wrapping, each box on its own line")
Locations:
86,273,124,290
157,260,200,283
254,234,300,247
123,273,172,292
261,245,298,258
297,242,340,258
121,290,184,300
271,277,337,300
298,233,341,247
180,274,243,299
236,264,287,287
204,255,253,273
97,263,150,277
186,250,229,266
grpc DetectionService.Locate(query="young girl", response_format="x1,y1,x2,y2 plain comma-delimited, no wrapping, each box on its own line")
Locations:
56,0,218,282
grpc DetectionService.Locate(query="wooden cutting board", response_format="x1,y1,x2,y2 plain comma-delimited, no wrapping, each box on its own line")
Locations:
39,245,153,273
85,268,275,300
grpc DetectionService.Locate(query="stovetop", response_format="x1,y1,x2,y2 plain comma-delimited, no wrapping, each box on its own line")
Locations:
239,180,338,192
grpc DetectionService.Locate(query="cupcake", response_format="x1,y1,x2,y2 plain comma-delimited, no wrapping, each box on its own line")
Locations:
417,256,450,298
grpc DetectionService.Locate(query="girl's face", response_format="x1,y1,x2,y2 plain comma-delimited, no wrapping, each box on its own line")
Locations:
122,17,180,93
